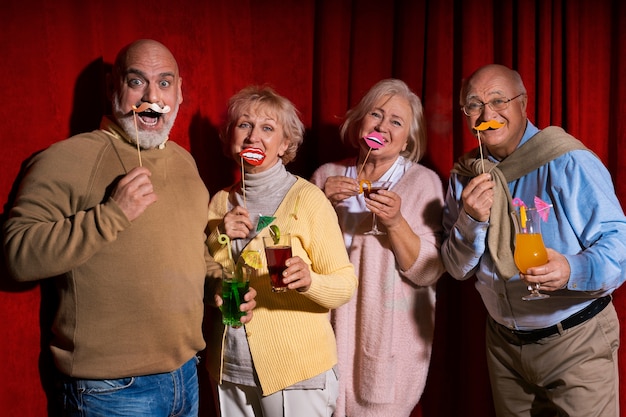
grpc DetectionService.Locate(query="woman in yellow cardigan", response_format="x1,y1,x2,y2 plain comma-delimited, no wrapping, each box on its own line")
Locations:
205,85,357,416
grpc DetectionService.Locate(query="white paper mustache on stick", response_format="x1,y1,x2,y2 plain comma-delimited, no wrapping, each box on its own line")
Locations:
129,102,171,167
132,102,171,113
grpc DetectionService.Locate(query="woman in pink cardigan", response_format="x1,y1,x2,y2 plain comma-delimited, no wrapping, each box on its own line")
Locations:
311,79,445,417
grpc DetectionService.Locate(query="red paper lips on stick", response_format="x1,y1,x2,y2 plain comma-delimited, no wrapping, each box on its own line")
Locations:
239,148,267,208
240,148,266,166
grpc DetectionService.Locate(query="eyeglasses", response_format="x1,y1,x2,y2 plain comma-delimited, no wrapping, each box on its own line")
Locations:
462,93,525,116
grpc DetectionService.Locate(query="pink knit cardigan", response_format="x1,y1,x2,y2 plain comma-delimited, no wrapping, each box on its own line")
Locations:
311,158,445,417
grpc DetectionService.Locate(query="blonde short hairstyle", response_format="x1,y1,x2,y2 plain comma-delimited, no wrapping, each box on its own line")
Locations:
220,85,305,165
340,79,427,162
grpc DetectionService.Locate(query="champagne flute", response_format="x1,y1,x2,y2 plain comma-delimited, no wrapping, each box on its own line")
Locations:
514,207,549,300
362,180,391,235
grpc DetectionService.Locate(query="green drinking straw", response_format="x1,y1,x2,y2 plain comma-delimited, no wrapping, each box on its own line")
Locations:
218,233,242,319
218,233,234,267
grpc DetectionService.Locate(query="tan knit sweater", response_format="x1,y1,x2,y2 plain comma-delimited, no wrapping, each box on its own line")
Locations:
205,177,357,395
3,118,218,378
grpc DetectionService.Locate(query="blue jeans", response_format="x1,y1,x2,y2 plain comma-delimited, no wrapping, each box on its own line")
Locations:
59,356,199,417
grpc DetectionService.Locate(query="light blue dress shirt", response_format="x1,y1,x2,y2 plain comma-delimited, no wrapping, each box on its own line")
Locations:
442,121,626,330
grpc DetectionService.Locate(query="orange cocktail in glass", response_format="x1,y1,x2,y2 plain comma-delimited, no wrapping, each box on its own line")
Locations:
514,233,548,273
514,206,549,300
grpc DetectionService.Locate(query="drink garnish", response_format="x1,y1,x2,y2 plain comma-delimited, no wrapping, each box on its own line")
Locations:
269,225,281,245
534,196,553,222
513,197,552,223
256,215,276,232
291,195,300,220
218,233,234,265
241,250,263,269
358,179,372,194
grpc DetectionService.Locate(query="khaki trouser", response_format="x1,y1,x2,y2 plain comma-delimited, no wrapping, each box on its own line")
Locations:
486,302,620,417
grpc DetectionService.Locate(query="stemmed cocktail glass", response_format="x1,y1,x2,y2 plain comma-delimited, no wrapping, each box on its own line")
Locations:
513,206,549,300
362,180,391,236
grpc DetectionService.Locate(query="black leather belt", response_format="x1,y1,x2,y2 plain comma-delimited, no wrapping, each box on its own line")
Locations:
497,295,611,343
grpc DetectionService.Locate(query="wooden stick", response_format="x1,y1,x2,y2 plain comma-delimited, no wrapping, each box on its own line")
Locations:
356,148,373,178
132,111,143,167
477,131,485,174
240,155,246,208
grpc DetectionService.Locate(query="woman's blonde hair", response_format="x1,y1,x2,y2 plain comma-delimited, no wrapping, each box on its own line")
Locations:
340,79,426,162
220,85,305,164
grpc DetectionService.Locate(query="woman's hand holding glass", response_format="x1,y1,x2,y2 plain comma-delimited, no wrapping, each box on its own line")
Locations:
323,176,360,205
281,256,312,292
364,186,402,230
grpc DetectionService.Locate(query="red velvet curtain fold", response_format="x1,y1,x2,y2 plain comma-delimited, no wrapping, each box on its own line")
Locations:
1,1,624,415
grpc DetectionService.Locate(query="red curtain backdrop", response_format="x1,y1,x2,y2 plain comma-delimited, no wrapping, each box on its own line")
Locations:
1,1,625,416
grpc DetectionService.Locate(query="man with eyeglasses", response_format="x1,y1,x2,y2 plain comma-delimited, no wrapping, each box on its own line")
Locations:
441,64,626,416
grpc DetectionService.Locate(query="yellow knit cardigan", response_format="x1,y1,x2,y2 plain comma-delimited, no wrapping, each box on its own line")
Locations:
206,177,357,395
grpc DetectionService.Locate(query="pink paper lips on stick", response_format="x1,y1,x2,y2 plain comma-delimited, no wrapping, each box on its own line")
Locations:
240,148,266,166
357,132,386,178
363,131,385,149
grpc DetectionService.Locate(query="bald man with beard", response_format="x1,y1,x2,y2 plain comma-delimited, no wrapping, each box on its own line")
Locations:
3,39,256,417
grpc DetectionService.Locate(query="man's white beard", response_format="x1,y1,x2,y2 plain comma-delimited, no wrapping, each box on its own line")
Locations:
112,98,178,149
